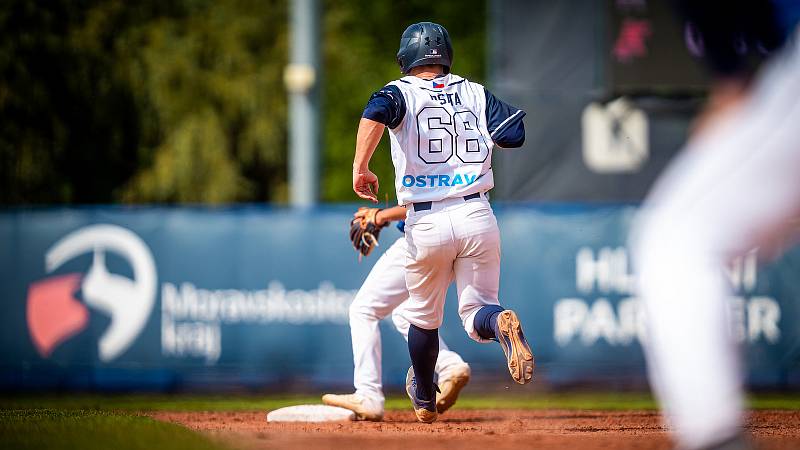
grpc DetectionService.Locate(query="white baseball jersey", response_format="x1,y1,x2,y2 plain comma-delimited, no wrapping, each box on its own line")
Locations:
360,71,525,341
372,73,524,205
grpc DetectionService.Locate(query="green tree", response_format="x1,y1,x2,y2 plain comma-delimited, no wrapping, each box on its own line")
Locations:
0,0,289,204
0,0,485,205
0,0,146,203
119,0,288,203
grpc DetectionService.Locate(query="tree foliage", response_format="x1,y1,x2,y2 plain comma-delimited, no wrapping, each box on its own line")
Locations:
0,0,484,204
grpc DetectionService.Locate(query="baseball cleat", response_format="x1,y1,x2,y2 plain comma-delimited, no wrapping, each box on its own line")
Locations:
321,393,383,421
436,363,470,414
495,310,534,384
405,366,438,423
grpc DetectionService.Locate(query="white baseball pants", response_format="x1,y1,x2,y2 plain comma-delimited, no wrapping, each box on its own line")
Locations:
349,237,467,403
403,196,502,343
631,29,800,449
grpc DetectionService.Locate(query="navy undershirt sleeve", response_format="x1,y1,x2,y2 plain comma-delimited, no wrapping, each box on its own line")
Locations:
362,85,406,129
484,89,526,148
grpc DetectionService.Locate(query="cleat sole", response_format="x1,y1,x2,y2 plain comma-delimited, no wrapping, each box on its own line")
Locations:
497,310,535,385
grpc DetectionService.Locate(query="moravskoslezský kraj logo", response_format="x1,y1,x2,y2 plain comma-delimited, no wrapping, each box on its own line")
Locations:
26,224,157,362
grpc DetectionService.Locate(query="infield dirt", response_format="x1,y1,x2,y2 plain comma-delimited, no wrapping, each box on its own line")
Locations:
150,409,800,450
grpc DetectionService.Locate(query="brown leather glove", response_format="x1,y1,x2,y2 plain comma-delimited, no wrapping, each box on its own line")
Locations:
349,207,387,258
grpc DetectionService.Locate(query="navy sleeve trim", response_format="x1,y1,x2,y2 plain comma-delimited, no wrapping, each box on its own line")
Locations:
492,114,525,148
484,88,526,148
361,85,406,129
491,110,525,139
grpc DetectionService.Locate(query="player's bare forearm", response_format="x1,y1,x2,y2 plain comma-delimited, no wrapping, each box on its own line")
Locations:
376,205,406,225
352,118,385,202
353,118,385,171
353,205,406,227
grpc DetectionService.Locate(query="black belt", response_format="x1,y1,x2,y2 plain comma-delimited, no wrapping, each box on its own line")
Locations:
412,192,482,212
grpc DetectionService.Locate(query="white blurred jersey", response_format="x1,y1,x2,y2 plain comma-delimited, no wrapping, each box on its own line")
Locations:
387,74,496,205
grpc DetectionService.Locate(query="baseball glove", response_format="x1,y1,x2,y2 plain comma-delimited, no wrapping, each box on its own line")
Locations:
350,207,387,258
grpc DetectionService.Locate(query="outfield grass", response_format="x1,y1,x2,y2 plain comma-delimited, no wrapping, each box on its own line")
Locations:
0,409,228,450
2,391,800,412
0,394,323,412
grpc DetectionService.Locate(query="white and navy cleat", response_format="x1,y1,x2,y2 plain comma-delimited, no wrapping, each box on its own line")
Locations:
495,310,534,384
405,366,438,423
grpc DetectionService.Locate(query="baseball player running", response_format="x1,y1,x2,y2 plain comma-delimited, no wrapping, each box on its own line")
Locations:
352,22,533,423
322,205,471,421
631,2,800,449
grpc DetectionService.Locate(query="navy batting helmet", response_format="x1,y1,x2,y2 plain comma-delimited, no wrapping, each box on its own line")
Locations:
396,22,453,74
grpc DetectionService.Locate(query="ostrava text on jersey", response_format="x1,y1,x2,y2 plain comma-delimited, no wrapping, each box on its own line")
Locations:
366,73,525,205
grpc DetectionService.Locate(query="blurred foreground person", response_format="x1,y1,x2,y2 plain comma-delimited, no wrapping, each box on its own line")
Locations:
631,1,800,449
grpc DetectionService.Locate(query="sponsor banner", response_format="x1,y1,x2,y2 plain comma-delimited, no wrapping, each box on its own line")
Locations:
1,205,798,390
499,205,800,386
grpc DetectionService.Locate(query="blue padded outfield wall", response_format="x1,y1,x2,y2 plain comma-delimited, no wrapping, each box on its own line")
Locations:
1,205,799,391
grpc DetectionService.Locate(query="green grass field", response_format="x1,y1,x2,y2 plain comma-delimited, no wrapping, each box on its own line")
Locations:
2,392,799,450
0,409,227,450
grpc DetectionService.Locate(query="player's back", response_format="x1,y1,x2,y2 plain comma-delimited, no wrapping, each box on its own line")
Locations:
383,73,524,205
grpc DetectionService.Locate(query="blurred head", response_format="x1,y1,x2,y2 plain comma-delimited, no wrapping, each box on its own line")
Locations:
396,22,453,74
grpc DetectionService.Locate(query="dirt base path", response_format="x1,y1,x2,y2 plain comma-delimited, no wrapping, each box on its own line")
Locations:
150,409,800,450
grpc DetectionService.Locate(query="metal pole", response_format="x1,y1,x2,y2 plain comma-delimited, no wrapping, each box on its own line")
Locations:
285,0,320,207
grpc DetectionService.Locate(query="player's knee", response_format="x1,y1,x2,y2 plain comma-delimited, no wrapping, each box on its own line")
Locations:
349,295,381,322
390,308,409,330
408,315,443,331
348,301,367,321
